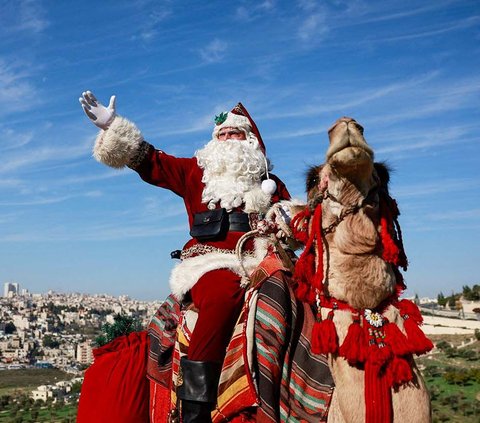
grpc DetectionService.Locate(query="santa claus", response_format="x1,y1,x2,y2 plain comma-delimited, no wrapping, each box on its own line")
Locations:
79,91,290,422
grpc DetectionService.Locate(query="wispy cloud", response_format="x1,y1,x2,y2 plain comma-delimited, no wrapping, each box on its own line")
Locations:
0,127,34,151
1,0,49,35
335,0,459,27
297,12,329,42
0,191,102,207
53,170,128,186
0,222,187,242
199,39,228,63
368,15,480,43
0,58,41,115
131,6,172,42
374,125,477,155
0,178,22,188
0,141,91,174
295,0,329,43
16,0,49,33
427,208,480,221
394,178,480,199
365,76,480,126
236,1,276,21
263,71,440,121
141,196,185,219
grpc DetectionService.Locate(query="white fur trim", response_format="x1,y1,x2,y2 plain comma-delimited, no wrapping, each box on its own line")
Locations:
212,113,251,139
93,116,145,168
169,238,270,300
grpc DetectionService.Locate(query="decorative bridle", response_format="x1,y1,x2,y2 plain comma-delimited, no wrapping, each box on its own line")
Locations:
321,184,380,234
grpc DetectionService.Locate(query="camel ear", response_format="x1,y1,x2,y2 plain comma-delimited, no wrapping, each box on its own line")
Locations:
306,165,323,195
374,162,391,192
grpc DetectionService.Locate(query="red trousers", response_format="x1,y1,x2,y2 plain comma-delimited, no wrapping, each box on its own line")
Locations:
188,268,245,363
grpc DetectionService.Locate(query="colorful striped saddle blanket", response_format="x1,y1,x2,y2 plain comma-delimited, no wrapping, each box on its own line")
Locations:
147,255,334,422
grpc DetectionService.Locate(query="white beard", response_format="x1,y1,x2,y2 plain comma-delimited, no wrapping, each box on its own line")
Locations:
195,138,272,212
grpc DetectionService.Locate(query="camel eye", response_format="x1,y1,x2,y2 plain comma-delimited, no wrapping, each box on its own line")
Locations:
306,165,323,193
307,175,319,192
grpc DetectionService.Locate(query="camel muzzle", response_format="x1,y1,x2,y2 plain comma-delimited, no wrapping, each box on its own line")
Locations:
326,117,374,164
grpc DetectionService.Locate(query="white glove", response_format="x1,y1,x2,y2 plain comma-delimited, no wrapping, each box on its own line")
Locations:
79,91,116,130
277,203,292,225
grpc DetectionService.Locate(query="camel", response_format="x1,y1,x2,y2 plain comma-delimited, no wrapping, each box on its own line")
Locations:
290,117,433,423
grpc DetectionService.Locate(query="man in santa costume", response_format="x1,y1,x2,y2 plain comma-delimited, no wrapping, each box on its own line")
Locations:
79,91,290,422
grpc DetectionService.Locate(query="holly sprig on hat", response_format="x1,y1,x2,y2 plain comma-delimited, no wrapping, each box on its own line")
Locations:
214,112,228,125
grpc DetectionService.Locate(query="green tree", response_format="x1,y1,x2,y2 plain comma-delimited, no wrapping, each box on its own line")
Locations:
10,404,19,417
43,335,60,349
424,365,442,378
436,340,450,351
70,381,82,395
31,409,39,421
4,321,16,334
437,292,447,306
447,293,456,307
444,369,470,385
459,349,477,361
463,284,480,300
94,313,143,347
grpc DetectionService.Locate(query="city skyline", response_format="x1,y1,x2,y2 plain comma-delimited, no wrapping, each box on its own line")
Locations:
1,1,479,301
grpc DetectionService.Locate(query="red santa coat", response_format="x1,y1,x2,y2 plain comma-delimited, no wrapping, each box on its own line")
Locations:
133,145,290,246
131,144,290,298
92,115,290,299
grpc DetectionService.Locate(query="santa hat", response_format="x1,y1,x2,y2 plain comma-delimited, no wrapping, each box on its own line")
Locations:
212,103,266,154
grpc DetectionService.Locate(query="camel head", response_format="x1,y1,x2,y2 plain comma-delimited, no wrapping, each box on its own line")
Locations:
306,117,386,211
326,117,374,181
295,117,405,310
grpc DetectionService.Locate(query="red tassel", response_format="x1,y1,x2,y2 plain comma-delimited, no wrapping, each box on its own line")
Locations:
339,319,366,364
388,356,413,387
311,311,338,354
296,284,316,305
311,205,324,291
403,318,433,355
293,251,315,303
290,207,311,243
393,268,406,297
383,321,411,356
369,343,392,368
292,204,325,301
294,281,311,303
311,320,323,354
380,214,400,264
397,299,423,324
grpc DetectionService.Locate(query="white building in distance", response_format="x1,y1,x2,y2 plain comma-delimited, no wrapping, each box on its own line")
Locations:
3,282,20,298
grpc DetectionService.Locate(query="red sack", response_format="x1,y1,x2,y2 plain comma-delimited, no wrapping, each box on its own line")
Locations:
77,331,150,423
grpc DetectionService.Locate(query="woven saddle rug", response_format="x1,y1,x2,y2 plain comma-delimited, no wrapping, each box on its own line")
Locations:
148,255,334,422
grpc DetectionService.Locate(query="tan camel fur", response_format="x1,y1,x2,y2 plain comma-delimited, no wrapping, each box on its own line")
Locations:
299,117,431,423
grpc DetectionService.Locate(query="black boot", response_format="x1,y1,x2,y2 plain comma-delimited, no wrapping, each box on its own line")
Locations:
177,357,222,423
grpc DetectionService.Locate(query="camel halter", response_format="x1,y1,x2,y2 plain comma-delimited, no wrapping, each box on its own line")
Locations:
235,203,295,286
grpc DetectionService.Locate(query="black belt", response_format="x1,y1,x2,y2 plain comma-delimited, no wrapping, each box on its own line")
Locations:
228,212,251,232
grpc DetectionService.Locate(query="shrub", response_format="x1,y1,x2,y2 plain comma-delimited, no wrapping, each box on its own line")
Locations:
94,313,143,347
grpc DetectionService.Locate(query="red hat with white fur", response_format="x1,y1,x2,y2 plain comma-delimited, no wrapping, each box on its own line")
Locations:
212,103,266,154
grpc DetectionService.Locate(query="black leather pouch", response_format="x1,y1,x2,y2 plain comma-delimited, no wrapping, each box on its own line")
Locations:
189,208,228,241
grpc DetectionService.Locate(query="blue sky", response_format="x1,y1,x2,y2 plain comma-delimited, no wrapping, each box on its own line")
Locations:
0,0,479,301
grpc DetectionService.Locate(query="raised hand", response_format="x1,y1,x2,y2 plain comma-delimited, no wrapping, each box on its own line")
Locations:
79,91,116,129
